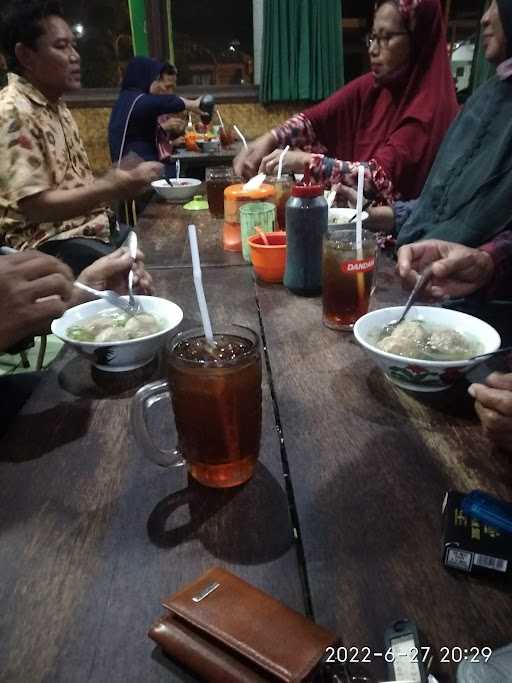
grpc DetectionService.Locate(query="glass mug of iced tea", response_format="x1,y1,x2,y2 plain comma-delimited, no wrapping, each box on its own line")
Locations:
322,227,377,331
131,325,262,488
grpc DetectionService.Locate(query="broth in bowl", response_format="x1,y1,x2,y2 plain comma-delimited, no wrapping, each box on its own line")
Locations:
372,320,483,361
353,306,501,392
67,310,162,343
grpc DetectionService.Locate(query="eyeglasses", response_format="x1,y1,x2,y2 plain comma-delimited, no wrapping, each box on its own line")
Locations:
365,32,408,49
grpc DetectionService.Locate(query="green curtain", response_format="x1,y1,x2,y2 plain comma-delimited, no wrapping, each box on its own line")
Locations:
261,0,344,103
128,0,149,56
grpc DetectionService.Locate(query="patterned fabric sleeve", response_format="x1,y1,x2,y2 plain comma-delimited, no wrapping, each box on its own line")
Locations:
309,155,395,204
479,231,512,300
0,105,51,205
272,113,396,203
271,113,327,153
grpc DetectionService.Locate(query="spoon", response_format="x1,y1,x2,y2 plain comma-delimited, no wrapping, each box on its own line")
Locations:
469,346,512,364
465,347,512,385
124,231,142,313
73,281,138,316
383,265,434,335
163,176,174,187
348,199,372,222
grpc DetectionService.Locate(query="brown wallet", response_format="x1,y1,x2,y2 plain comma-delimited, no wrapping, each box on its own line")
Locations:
148,566,338,682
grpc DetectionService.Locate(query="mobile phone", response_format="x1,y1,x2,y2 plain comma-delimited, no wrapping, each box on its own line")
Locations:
383,619,428,682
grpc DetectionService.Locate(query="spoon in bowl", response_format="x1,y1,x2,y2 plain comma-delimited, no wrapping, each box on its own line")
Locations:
124,231,142,313
73,281,137,316
383,265,434,336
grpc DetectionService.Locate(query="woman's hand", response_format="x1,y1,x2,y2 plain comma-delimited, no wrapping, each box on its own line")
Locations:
258,149,313,175
76,248,153,302
396,240,494,299
233,133,277,180
469,373,512,451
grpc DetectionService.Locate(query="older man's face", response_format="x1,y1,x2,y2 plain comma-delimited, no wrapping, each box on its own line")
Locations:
22,15,81,97
481,0,508,64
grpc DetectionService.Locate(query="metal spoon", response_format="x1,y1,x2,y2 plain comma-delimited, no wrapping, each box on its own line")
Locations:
124,231,142,313
73,281,137,316
466,347,512,385
348,199,372,222
383,265,434,336
469,346,512,364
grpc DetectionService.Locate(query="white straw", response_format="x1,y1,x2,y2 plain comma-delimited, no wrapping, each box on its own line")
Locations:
355,164,365,256
217,107,225,129
188,225,214,343
276,145,290,180
176,158,180,180
233,124,248,149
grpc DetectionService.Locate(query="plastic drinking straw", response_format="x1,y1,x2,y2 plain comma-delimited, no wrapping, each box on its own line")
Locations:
217,107,225,130
188,224,214,343
276,145,290,180
355,164,366,303
255,226,270,245
233,124,248,150
176,159,181,180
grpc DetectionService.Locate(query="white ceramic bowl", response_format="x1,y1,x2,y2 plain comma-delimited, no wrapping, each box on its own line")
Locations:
51,296,183,372
152,178,201,202
354,306,501,392
328,207,369,226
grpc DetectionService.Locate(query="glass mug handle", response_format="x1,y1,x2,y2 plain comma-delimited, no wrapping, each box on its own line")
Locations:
131,380,185,468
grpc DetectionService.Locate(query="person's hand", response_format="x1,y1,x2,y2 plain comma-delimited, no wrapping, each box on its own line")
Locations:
469,373,512,451
108,161,164,200
161,116,186,138
0,251,74,351
258,149,312,175
77,248,153,299
233,133,277,180
396,240,495,299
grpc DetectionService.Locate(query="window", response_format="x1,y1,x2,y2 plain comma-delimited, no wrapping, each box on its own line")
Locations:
171,0,254,86
66,0,134,88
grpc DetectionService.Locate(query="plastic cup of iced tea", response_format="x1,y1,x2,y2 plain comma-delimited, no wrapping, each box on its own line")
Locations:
322,227,377,331
265,174,294,230
132,325,262,488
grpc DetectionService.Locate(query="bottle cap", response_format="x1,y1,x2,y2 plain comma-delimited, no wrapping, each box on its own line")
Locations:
184,195,209,211
291,183,324,198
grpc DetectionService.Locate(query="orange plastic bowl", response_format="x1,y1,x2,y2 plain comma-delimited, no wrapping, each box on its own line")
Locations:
248,231,287,283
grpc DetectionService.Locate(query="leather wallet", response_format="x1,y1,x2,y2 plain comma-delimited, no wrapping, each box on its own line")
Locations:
148,566,338,682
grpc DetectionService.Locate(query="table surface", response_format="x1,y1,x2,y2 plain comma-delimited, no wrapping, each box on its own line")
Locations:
1,201,511,683
171,142,241,166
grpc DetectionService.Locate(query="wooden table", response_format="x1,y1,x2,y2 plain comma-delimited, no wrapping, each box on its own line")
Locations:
171,143,241,178
1,201,511,683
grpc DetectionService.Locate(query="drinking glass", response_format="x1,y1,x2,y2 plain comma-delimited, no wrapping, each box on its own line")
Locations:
131,325,262,488
205,166,235,219
265,174,294,230
239,202,276,262
322,227,377,331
